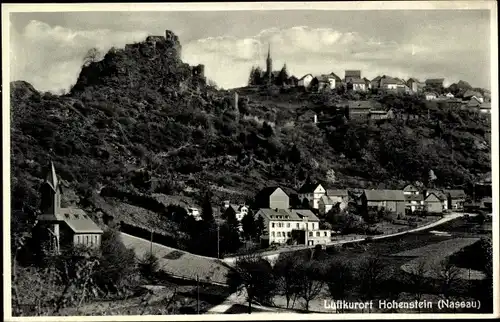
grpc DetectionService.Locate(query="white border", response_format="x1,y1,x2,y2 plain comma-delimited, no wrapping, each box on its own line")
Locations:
2,1,499,321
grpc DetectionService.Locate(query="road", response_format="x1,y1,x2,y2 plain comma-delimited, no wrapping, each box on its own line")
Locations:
222,212,466,266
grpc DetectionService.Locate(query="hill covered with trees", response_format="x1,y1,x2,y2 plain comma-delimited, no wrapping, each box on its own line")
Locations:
11,30,491,236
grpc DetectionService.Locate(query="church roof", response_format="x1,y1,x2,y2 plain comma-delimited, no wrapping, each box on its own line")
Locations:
45,161,59,192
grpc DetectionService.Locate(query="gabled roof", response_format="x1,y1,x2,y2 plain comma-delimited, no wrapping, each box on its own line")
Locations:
320,195,339,205
463,89,483,98
254,186,288,208
479,102,491,109
363,189,405,201
443,189,466,199
468,97,482,107
403,184,419,192
326,189,348,197
38,208,103,234
298,182,323,193
424,192,443,202
426,190,447,201
351,78,366,84
299,74,313,80
407,77,421,83
325,72,342,81
256,208,320,222
289,75,299,81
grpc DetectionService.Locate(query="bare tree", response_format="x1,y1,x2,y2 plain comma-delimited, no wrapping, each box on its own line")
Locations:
226,254,276,314
357,253,387,312
325,259,355,313
404,259,431,312
433,257,462,300
273,253,301,309
295,259,326,312
82,48,101,67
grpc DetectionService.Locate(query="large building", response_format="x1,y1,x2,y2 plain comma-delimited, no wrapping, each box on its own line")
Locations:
36,162,103,254
361,189,406,215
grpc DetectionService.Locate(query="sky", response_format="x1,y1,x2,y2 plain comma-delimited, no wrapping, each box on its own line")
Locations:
8,8,492,93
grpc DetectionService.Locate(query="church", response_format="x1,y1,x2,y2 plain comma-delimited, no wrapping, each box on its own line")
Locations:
35,161,103,255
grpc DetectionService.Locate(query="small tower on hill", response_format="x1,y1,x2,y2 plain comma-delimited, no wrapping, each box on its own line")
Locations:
266,43,273,84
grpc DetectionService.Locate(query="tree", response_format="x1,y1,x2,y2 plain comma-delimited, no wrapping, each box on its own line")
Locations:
255,215,265,241
248,66,263,86
404,259,431,312
433,257,463,301
325,259,355,312
93,228,137,292
226,254,276,313
276,64,289,86
273,253,301,308
295,259,326,311
82,48,101,67
201,193,214,223
326,169,336,184
428,169,437,187
220,208,242,254
138,251,159,281
241,210,256,240
357,254,387,311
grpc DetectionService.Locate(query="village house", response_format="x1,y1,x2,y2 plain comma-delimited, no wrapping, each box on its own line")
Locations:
298,74,314,89
344,70,362,83
361,189,406,215
288,75,299,86
36,162,103,255
424,189,448,212
347,100,378,119
254,186,290,210
351,78,367,91
370,76,382,89
479,102,491,114
467,96,483,108
463,90,484,102
406,78,424,93
223,200,249,221
445,92,455,98
443,189,466,211
255,208,331,246
403,183,424,213
369,108,394,120
187,207,202,221
363,77,372,90
424,92,438,101
318,189,349,215
424,192,444,213
403,184,420,195
298,181,326,209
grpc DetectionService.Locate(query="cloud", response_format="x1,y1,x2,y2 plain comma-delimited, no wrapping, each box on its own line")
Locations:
10,20,148,93
182,26,490,89
10,21,490,93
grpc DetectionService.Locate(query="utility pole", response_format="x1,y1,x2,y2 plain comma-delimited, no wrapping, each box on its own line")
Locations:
196,274,200,314
150,229,153,254
217,222,220,259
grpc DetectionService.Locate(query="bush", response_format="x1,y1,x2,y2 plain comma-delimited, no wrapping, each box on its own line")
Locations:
138,251,159,281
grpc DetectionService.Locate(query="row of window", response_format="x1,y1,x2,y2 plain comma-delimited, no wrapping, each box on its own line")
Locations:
271,231,330,238
309,231,329,237
271,222,316,230
76,235,99,246
272,231,292,238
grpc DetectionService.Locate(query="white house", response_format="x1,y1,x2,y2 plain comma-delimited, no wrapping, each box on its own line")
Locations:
255,208,331,246
351,78,367,91
403,184,420,195
424,190,448,211
445,92,455,98
298,74,314,88
187,207,202,221
298,182,326,209
318,190,349,215
425,92,438,101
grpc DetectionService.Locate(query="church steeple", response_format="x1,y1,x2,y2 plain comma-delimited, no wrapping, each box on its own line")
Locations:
266,43,273,84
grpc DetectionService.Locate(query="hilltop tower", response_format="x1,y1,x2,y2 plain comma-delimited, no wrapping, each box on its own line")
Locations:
266,43,273,84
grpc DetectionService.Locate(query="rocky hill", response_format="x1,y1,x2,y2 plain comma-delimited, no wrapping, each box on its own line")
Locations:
11,30,492,227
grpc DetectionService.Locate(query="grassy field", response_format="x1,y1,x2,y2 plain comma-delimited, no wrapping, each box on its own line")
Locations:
120,233,231,285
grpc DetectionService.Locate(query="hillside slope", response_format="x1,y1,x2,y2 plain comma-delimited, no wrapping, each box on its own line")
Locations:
10,30,491,226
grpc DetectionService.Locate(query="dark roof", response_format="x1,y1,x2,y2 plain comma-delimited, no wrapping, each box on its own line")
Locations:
299,74,313,80
256,208,320,222
463,90,483,98
298,182,322,193
326,189,348,197
405,194,424,202
444,189,466,199
403,184,419,192
38,208,103,234
407,78,421,83
364,189,405,201
289,76,299,81
425,192,444,202
480,102,491,109
426,190,447,201
351,78,366,84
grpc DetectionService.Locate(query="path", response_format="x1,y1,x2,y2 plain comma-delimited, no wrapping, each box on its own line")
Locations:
119,233,230,286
